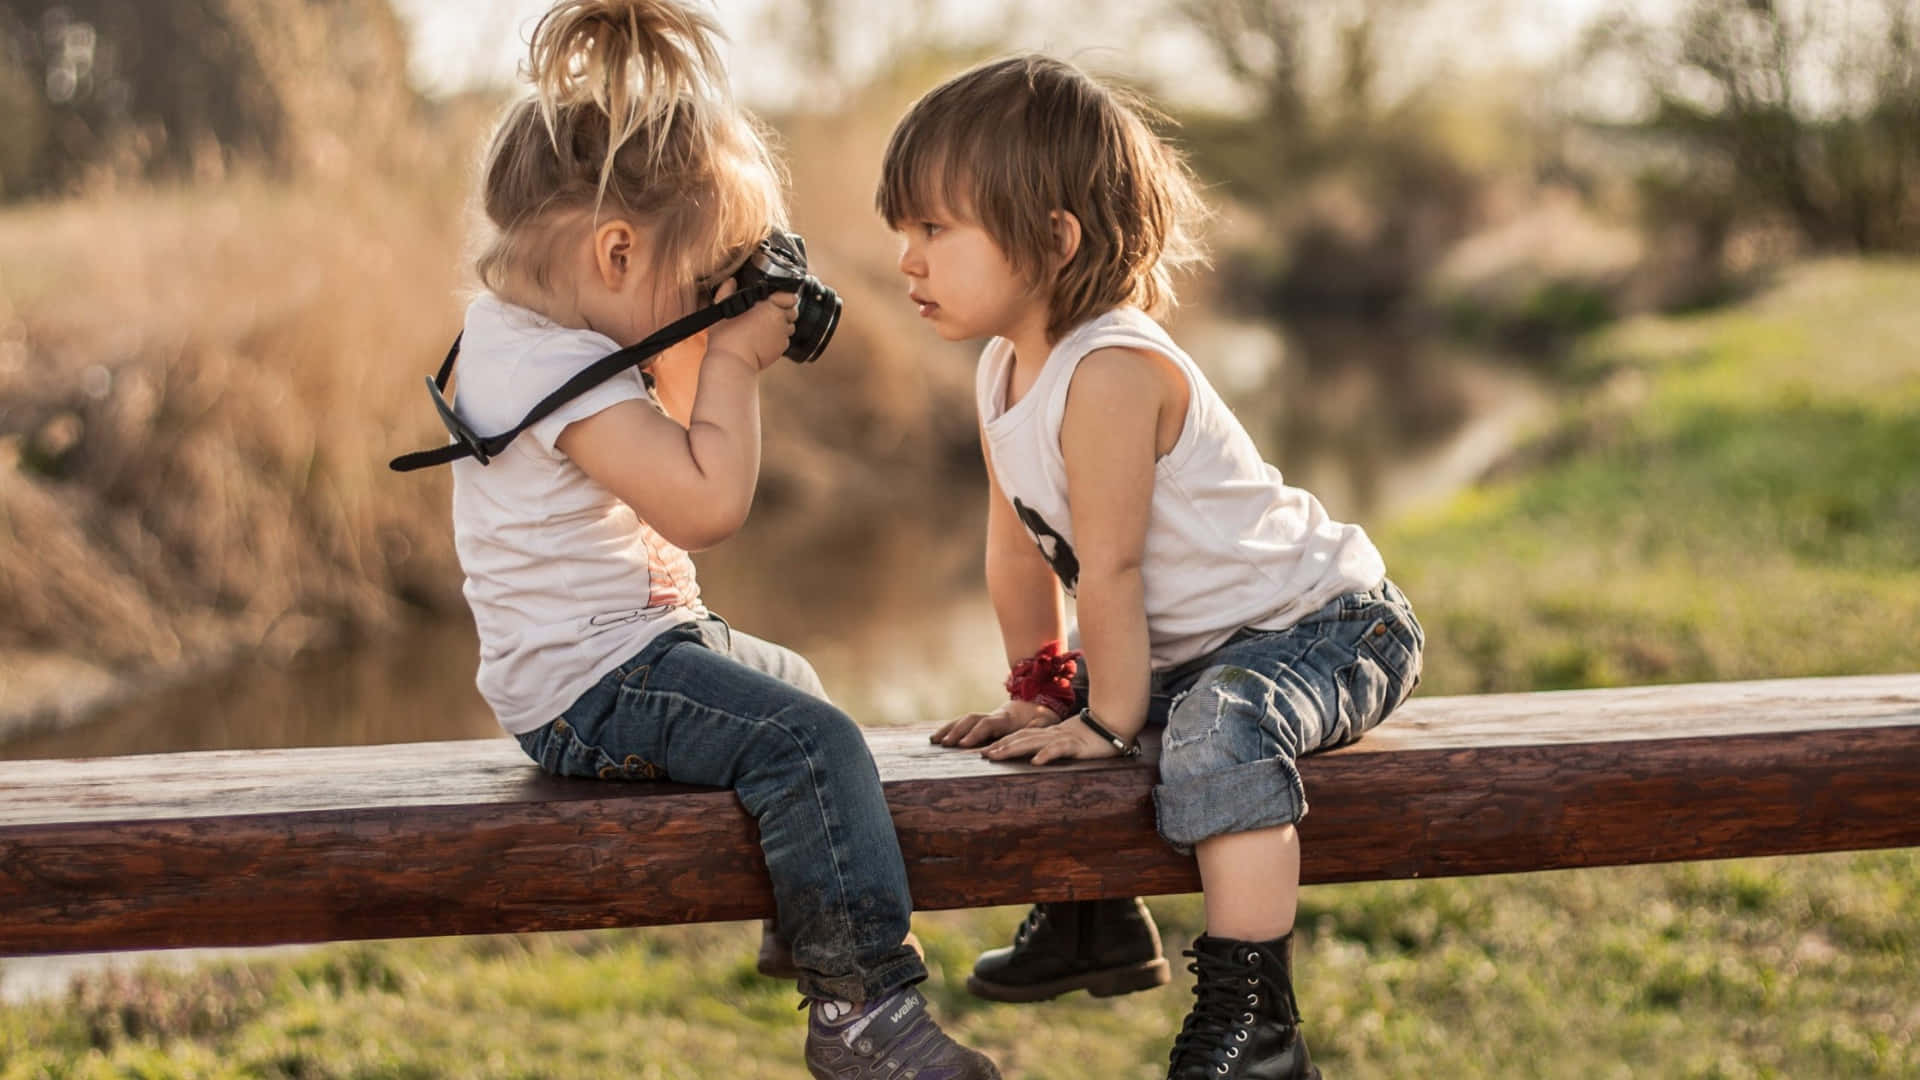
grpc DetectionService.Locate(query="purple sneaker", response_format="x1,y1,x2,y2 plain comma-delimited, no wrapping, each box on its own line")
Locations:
805,986,1001,1079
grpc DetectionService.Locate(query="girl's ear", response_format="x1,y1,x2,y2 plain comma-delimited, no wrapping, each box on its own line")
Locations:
593,219,639,290
1049,210,1083,268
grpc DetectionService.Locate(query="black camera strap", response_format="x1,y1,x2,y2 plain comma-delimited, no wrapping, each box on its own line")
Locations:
389,278,783,472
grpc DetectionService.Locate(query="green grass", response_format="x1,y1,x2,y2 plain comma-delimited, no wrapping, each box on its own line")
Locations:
1390,257,1920,695
4,258,1917,1078
3,855,1915,1078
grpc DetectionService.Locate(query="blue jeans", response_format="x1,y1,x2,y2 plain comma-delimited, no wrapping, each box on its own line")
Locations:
515,615,926,1003
1140,580,1424,851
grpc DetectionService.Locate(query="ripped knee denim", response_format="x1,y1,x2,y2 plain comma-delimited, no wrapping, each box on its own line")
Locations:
514,615,926,1003
1145,580,1423,852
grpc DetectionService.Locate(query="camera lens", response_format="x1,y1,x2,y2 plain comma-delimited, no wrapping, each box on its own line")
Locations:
786,276,841,364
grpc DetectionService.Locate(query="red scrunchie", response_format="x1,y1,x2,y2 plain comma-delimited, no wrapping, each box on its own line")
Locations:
1005,640,1082,719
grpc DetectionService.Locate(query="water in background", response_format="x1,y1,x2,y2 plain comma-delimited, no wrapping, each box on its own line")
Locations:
0,318,1544,761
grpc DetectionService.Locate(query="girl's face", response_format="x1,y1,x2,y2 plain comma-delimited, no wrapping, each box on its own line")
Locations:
895,206,1047,346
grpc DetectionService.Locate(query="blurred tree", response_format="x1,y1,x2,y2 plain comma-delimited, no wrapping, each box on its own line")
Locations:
0,10,50,198
1169,0,1488,319
1583,0,1920,256
0,0,416,201
1176,0,1309,140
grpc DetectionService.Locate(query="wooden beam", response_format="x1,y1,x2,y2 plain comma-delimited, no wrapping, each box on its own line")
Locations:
2,674,1917,957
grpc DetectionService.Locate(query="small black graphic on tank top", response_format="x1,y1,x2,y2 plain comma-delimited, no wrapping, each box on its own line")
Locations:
1013,497,1079,593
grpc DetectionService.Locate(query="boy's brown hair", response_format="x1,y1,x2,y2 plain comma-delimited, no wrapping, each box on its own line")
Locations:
877,54,1209,341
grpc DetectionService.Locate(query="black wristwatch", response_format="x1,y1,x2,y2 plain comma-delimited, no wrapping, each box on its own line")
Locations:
1076,708,1141,758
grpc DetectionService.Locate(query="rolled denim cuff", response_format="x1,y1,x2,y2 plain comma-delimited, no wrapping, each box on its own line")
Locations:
1152,756,1309,854
799,949,928,1004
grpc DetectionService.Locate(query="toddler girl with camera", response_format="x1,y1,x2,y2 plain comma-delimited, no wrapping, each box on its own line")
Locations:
419,2,999,1076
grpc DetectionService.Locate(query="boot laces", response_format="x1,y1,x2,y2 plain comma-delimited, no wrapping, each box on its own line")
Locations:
1011,906,1047,949
1168,946,1263,1074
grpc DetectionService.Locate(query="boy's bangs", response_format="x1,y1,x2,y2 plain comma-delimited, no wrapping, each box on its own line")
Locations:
879,125,980,227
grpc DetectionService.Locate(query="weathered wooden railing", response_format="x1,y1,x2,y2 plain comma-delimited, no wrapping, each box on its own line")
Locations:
2,673,1917,956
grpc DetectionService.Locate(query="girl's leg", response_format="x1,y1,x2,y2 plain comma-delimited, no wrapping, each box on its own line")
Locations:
525,621,1001,1078
702,619,928,979
528,623,921,1004
699,616,831,700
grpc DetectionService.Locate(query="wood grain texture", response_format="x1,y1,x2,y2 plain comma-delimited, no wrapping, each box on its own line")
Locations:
3,674,1917,957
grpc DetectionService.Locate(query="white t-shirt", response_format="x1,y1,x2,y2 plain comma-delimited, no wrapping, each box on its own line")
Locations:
977,307,1385,670
449,292,704,734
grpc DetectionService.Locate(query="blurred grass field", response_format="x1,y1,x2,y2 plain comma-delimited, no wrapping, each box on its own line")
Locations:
3,260,1915,1079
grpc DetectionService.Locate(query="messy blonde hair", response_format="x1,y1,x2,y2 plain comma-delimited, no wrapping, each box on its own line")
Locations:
877,54,1209,342
474,0,785,310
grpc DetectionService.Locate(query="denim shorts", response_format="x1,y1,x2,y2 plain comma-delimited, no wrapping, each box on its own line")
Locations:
1142,579,1423,851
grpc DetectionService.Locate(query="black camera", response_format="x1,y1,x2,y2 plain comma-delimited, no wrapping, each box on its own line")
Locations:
733,229,841,364
391,228,844,472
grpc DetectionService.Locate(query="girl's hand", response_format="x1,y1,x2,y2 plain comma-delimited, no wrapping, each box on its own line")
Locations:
981,714,1121,765
706,279,799,372
931,699,1061,748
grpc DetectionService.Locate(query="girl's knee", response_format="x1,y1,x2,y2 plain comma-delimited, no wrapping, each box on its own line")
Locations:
736,703,874,815
765,699,867,763
787,654,828,700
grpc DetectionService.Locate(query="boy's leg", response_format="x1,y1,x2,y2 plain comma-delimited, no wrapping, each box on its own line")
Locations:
968,896,1168,1001
1157,582,1420,1080
965,676,1174,1003
1194,824,1300,940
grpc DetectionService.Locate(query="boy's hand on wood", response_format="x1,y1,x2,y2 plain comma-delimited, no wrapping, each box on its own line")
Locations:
931,700,1060,748
980,716,1118,765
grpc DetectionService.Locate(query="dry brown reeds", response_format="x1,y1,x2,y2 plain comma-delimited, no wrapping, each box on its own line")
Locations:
0,55,986,728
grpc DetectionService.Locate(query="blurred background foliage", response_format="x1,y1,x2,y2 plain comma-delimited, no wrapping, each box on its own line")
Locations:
1,0,1916,708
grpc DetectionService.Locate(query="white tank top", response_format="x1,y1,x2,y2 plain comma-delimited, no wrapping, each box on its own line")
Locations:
977,307,1385,670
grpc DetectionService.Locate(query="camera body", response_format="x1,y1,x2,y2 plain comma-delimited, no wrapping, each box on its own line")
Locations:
732,229,842,364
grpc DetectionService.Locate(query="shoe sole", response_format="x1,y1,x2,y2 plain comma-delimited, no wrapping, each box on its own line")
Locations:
965,957,1171,1003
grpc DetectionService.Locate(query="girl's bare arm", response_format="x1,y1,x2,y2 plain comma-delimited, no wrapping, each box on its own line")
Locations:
556,289,795,551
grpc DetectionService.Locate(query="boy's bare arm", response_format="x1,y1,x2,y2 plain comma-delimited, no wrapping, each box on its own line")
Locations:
983,347,1169,764
930,432,1069,748
983,440,1068,662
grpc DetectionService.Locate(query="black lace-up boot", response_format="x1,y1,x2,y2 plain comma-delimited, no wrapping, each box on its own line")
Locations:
966,898,1170,1002
1167,933,1320,1080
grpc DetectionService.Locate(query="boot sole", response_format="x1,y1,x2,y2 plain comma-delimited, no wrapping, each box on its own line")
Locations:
966,957,1171,1003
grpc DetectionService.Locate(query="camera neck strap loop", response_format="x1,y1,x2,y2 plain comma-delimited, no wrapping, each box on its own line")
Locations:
389,278,784,473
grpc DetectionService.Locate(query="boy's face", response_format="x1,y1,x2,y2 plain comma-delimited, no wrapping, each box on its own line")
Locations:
894,203,1045,345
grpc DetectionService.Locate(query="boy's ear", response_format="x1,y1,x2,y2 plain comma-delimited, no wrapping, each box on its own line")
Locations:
1049,210,1083,268
593,220,638,290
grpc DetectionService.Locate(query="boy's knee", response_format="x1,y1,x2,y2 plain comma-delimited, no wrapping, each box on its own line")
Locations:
1159,665,1285,784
